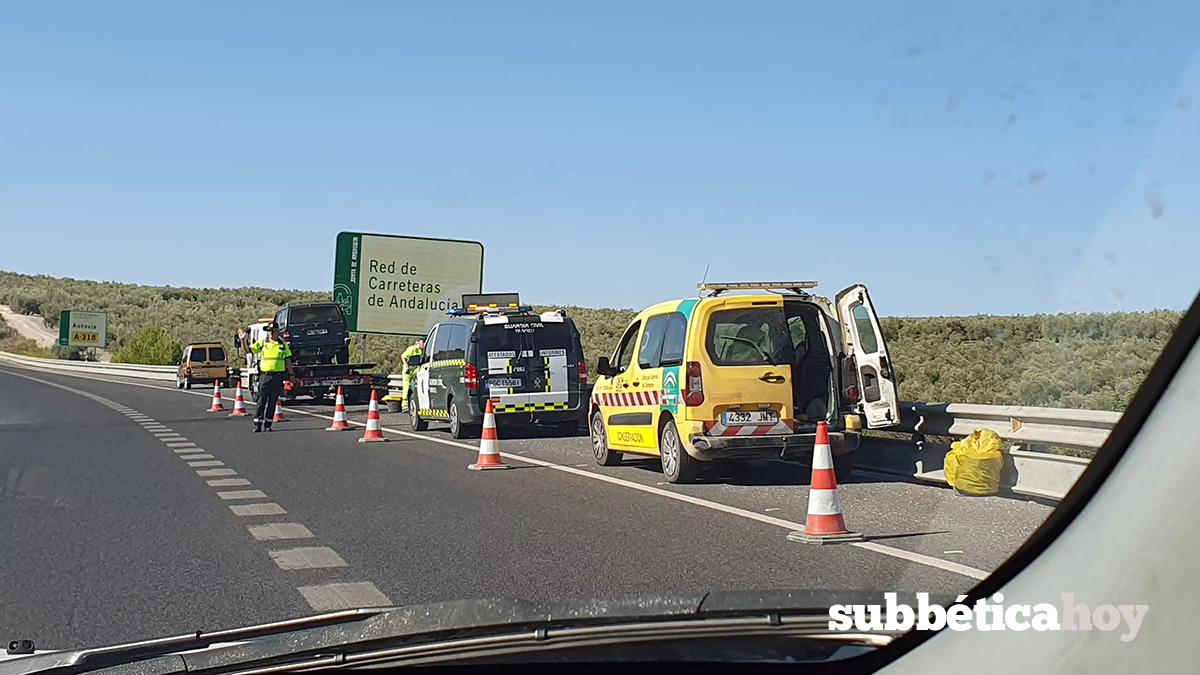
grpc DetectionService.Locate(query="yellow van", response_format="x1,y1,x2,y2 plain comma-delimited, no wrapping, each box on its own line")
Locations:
176,342,229,389
589,281,901,483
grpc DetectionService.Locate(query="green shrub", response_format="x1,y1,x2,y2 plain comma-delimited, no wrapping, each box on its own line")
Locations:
112,326,182,365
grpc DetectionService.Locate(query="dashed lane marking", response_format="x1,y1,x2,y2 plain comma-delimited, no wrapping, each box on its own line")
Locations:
208,478,251,487
217,490,268,501
167,442,197,448
188,460,225,467
269,547,348,570
180,454,215,460
175,448,203,454
297,582,392,611
247,523,314,541
197,468,238,477
230,503,287,517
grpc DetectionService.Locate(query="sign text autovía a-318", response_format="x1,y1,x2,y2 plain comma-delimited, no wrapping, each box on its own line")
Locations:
333,232,484,336
58,310,108,348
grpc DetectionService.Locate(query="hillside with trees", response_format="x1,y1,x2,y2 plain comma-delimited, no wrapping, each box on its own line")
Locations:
0,270,1182,412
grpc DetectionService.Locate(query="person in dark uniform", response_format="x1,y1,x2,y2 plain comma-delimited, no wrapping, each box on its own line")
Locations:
238,323,294,432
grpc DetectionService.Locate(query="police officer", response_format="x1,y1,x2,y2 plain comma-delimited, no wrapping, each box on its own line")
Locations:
238,323,294,432
400,337,425,408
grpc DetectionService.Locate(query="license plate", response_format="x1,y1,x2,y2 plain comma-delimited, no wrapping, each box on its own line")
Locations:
721,410,779,425
307,329,328,335
324,378,363,386
488,377,522,389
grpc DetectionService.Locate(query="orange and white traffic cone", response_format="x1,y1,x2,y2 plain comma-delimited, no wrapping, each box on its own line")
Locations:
787,421,863,544
326,386,351,431
469,399,509,471
272,397,286,422
357,390,387,442
206,381,225,412
229,381,248,416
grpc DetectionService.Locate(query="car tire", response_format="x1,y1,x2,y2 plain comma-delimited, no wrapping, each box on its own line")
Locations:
660,419,698,484
184,376,192,390
176,378,184,389
448,399,468,439
833,450,856,483
409,393,428,431
336,346,350,365
590,411,622,466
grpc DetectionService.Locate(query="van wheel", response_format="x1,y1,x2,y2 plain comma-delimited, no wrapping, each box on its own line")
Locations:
176,378,184,390
409,394,428,431
833,450,856,482
660,420,698,484
184,376,192,390
448,399,469,439
590,411,621,466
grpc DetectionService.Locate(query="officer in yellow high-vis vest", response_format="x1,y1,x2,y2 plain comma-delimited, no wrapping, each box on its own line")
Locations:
238,323,294,432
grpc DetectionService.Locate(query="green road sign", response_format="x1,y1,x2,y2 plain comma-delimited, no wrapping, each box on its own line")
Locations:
333,232,484,337
58,310,108,348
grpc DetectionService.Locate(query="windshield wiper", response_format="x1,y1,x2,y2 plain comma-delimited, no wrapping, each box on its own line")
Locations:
4,591,949,673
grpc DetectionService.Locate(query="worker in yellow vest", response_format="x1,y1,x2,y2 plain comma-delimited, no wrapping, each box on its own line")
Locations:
238,323,294,433
400,337,425,408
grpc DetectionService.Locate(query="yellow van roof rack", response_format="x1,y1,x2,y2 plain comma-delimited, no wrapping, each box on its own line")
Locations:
699,281,818,296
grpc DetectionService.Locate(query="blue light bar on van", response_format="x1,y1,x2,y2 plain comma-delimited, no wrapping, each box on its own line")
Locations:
446,307,470,316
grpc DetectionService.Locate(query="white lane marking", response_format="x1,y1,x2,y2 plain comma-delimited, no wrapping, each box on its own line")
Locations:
167,442,197,448
297,582,392,611
197,468,238,477
188,460,225,467
142,425,168,429
248,523,314,541
0,366,991,581
217,490,268,500
230,503,286,516
175,448,203,454
208,478,251,487
180,454,215,460
269,546,348,570
153,432,181,437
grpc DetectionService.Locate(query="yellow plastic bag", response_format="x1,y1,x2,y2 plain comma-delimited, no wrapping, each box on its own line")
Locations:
944,429,1004,495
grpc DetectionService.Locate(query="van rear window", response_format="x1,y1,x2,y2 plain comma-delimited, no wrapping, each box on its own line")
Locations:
189,347,207,362
208,347,226,362
479,320,576,356
289,305,344,324
705,308,794,366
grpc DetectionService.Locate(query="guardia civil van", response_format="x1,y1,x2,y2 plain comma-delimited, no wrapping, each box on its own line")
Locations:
407,293,589,438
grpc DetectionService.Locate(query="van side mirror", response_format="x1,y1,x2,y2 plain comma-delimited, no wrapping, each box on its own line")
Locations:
595,356,612,377
407,355,422,367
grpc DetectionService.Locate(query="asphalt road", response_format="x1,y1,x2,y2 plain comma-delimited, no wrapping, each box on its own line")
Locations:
0,365,1054,651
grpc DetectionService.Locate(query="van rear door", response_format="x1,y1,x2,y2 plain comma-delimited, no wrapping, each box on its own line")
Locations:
479,313,577,413
835,285,900,428
692,298,794,435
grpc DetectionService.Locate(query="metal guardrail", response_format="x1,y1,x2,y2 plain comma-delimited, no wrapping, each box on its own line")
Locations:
0,350,177,381
855,401,1116,502
894,401,1121,451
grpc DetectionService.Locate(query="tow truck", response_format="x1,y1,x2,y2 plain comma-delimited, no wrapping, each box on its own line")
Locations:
234,316,387,405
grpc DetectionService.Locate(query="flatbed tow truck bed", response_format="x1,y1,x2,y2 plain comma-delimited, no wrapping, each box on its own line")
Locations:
282,362,387,403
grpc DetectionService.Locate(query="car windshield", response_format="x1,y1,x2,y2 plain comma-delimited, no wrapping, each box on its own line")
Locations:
1,0,1197,669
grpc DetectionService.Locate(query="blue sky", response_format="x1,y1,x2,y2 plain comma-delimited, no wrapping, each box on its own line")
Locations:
2,0,1199,316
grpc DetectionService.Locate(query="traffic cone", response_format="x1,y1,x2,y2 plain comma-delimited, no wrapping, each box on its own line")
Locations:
787,421,863,544
326,386,351,431
357,390,387,442
206,381,225,412
469,399,509,471
229,381,248,416
272,397,286,422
